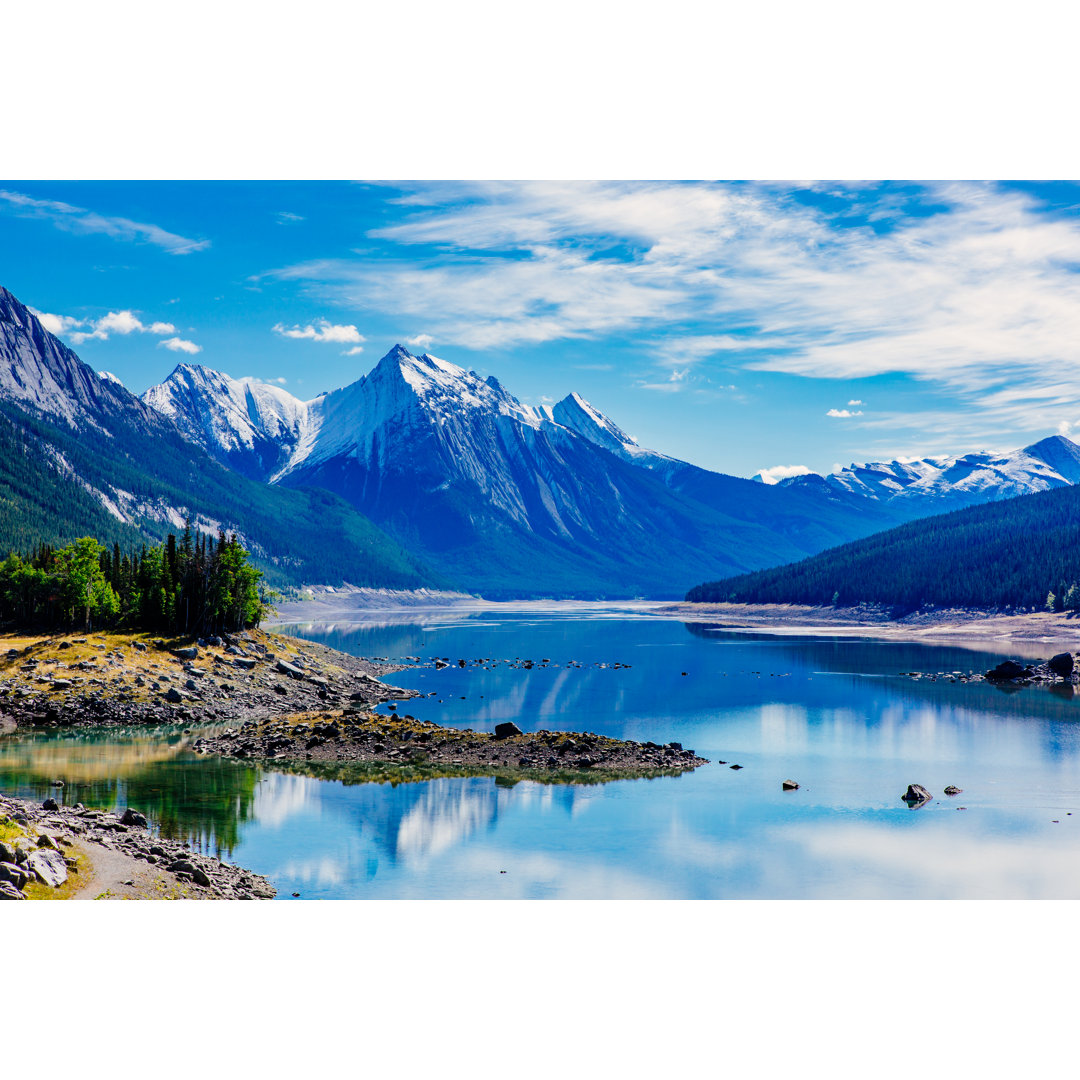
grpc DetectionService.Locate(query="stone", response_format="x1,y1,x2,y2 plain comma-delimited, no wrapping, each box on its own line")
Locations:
0,881,25,900
132,640,147,651
1049,652,1074,678
35,833,57,849
27,848,68,887
150,845,166,856
41,798,59,811
185,679,198,691
435,660,449,670
165,688,183,703
985,660,1027,681
174,647,199,660
0,861,30,888
944,785,963,796
190,866,211,887
234,656,257,670
782,779,800,790
120,808,148,828
902,784,933,805
495,721,523,739
167,859,197,875
276,659,303,679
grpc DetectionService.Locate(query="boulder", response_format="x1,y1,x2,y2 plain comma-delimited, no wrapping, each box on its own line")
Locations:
494,722,523,739
234,656,257,670
276,659,303,679
41,798,59,811
0,841,15,864
985,660,1027,681
132,640,147,652
0,861,30,888
165,688,183,703
120,808,148,828
782,779,800,791
27,848,68,887
944,785,963,796
902,784,933,805
0,881,25,900
1049,652,1074,678
174,647,199,661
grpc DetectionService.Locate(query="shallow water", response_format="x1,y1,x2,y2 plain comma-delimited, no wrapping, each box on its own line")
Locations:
3,610,1080,898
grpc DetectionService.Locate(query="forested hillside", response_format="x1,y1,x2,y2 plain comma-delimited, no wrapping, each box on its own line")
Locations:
686,483,1080,612
0,400,441,591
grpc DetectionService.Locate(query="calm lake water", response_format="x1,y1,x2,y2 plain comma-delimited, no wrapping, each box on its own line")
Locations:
3,608,1080,899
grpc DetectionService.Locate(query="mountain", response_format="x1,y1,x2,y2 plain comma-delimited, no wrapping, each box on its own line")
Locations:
686,482,1080,613
142,363,314,480
0,286,437,589
779,436,1080,512
142,345,911,597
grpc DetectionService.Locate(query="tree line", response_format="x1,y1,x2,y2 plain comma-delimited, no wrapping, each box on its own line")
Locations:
0,523,273,634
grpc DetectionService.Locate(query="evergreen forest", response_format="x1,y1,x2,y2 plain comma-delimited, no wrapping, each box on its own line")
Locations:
686,483,1080,613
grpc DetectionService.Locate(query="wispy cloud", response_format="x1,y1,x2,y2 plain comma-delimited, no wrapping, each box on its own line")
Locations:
262,180,1080,436
0,189,209,254
275,211,305,224
827,408,863,418
273,319,364,345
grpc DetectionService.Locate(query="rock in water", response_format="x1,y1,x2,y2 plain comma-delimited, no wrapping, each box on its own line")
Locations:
985,660,1027,681
782,779,800,791
494,722,523,739
1049,652,1074,678
902,784,933,806
27,848,68,887
943,785,963,795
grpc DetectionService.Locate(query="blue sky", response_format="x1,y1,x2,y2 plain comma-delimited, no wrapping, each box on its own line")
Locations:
4,180,1080,479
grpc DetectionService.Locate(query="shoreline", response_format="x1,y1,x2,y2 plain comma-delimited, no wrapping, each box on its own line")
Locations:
655,602,1080,655
0,792,275,900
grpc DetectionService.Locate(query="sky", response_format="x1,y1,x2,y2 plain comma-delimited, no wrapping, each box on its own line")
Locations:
4,179,1080,480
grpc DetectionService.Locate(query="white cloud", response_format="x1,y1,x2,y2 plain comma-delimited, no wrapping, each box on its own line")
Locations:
275,211,305,224
0,189,209,254
342,346,365,356
262,180,1080,435
755,464,811,485
273,319,364,344
847,399,865,406
158,336,202,354
406,333,434,351
67,309,181,344
30,309,85,335
827,408,863,418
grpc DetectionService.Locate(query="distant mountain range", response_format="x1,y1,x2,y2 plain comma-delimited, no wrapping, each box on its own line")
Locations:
759,436,1080,511
6,279,1080,598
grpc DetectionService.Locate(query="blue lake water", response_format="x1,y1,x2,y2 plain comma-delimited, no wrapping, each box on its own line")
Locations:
3,608,1080,898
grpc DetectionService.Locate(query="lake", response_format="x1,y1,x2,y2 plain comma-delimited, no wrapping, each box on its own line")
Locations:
3,607,1080,898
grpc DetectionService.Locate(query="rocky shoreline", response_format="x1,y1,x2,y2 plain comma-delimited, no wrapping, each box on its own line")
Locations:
191,708,709,776
0,628,414,732
0,792,275,900
901,650,1080,687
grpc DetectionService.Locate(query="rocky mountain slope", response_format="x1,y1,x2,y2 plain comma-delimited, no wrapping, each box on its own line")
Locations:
0,286,437,589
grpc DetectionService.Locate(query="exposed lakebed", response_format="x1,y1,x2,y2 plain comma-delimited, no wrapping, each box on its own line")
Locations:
4,608,1080,898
